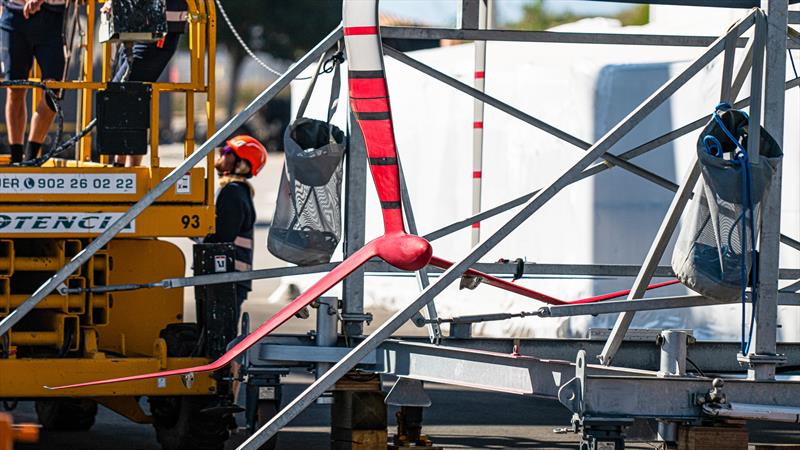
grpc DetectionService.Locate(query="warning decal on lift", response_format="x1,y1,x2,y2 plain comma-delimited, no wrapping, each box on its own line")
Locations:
175,174,191,194
0,173,137,194
214,255,227,272
0,213,135,233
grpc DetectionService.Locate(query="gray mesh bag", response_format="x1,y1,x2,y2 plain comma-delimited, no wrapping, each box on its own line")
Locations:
267,52,345,266
672,104,782,300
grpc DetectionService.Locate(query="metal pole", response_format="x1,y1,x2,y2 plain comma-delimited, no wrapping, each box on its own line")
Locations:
0,26,345,338
379,26,754,48
598,17,756,366
342,110,368,337
383,45,680,193
315,297,338,379
746,1,788,381
657,330,689,444
423,74,800,245
397,158,442,342
470,0,490,246
597,161,700,366
658,330,689,377
238,18,749,447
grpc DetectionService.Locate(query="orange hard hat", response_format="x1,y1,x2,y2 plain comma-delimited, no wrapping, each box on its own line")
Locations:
225,135,267,176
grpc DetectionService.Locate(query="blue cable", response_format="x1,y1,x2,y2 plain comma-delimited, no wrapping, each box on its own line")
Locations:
707,104,757,354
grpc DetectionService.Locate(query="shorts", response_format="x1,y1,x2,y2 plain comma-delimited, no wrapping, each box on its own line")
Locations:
0,7,65,80
112,33,180,82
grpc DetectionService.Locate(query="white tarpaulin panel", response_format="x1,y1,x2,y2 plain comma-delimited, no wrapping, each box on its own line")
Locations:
281,12,800,341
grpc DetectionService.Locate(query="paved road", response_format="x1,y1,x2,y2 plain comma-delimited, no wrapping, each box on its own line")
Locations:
12,373,799,450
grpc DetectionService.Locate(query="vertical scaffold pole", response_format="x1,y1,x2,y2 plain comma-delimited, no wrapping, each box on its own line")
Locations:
471,0,491,246
746,0,788,381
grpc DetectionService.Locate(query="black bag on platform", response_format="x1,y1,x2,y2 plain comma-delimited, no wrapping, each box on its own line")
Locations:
268,51,345,266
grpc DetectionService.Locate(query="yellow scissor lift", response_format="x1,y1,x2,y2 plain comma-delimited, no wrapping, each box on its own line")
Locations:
0,1,231,447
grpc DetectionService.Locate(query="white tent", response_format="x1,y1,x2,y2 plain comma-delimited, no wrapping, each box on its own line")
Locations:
281,5,800,341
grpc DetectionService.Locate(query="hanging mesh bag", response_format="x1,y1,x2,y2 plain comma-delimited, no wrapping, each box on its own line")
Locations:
672,103,782,301
267,51,346,266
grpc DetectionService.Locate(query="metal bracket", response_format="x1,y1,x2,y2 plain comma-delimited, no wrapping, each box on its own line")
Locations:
385,378,432,408
55,283,68,296
340,312,373,325
558,350,587,414
736,352,788,367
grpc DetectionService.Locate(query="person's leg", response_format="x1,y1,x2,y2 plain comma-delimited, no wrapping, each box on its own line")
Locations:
125,155,143,167
121,36,180,167
25,95,55,159
3,26,32,163
26,10,64,160
230,289,247,404
125,35,180,82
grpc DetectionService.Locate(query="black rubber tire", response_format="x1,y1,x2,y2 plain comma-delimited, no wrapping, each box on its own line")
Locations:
150,322,230,450
159,323,200,357
150,396,230,450
35,398,98,431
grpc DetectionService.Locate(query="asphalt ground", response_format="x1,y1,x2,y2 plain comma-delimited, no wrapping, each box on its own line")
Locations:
11,371,800,450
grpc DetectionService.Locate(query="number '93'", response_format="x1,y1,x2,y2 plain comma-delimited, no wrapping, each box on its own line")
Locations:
181,215,200,229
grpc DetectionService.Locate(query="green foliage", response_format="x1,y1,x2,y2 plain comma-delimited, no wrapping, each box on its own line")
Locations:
509,0,582,31
214,0,341,116
216,0,342,60
615,5,649,26
507,1,649,31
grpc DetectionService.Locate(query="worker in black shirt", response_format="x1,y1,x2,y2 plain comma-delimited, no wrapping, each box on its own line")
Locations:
0,0,66,162
102,0,188,167
204,134,267,324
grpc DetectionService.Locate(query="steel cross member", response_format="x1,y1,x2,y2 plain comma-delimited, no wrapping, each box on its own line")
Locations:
237,4,757,449
598,12,759,365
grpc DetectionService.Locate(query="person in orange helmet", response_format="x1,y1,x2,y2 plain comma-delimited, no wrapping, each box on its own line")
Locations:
203,134,267,322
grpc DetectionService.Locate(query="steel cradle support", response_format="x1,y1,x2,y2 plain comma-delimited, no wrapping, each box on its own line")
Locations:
239,11,756,448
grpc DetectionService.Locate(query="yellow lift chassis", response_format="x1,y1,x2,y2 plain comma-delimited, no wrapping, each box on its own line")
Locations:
0,0,221,437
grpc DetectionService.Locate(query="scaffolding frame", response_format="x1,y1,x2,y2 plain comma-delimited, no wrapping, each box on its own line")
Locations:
241,1,800,448
1,0,799,448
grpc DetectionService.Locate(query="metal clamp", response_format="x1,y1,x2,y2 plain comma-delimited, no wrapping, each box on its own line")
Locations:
736,352,788,367
341,312,373,325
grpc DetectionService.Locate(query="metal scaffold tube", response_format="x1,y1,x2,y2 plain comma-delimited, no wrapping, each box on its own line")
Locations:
470,0,491,246
239,6,757,448
599,8,761,366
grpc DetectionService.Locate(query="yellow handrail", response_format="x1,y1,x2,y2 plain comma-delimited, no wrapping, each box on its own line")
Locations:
21,0,217,209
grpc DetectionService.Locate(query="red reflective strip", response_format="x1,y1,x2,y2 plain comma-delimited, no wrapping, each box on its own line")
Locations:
351,97,390,113
344,26,378,36
474,71,485,79
471,222,481,229
349,78,388,99
473,121,483,129
472,171,482,178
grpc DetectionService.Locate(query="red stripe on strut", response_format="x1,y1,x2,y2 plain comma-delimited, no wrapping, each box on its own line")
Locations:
351,97,390,113
344,26,378,36
349,78,388,99
471,222,481,229
472,171,482,179
474,71,485,79
473,121,483,129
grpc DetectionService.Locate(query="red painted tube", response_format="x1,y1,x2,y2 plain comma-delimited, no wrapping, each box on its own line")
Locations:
428,256,680,305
